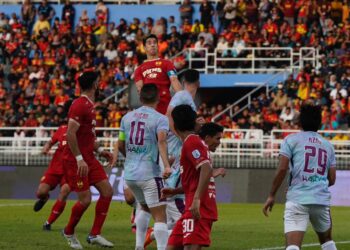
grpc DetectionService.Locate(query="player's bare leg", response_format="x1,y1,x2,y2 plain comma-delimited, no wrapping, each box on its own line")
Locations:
285,231,305,250
34,183,51,212
316,228,337,250
63,189,91,249
148,204,168,250
124,186,138,232
43,184,70,230
86,179,114,248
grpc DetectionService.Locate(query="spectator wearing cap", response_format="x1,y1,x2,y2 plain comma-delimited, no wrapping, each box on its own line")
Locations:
179,0,193,24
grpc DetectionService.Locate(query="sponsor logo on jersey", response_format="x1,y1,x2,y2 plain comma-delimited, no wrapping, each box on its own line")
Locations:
192,149,201,159
77,181,84,189
127,145,147,154
142,67,162,77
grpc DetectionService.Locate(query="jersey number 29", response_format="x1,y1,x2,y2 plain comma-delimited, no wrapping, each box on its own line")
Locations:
304,145,327,175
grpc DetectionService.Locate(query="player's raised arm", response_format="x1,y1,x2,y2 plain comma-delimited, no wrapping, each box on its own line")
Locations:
263,155,289,217
170,75,182,93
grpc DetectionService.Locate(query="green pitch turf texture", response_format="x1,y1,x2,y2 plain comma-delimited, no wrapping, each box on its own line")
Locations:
0,200,349,250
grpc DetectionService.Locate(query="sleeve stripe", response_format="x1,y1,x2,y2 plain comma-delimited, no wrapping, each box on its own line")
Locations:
195,160,211,170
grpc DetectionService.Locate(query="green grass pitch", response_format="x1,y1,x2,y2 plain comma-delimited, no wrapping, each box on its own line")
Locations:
0,200,349,250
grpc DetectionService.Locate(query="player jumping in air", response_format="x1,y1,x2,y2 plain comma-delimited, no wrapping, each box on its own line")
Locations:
263,104,337,250
134,34,182,115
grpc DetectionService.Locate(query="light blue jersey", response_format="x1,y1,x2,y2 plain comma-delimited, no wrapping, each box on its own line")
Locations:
167,90,196,160
121,106,169,181
166,90,196,199
280,131,336,206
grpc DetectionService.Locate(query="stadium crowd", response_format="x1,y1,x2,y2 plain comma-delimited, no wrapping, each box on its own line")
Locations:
0,0,349,138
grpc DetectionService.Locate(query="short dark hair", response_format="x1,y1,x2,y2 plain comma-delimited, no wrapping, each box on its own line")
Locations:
143,34,158,45
140,84,159,104
78,71,98,91
198,122,224,139
182,69,200,85
300,104,321,132
172,105,197,132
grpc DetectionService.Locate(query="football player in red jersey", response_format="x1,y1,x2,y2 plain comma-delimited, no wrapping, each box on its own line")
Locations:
62,71,114,249
164,105,224,250
134,34,183,115
34,124,71,231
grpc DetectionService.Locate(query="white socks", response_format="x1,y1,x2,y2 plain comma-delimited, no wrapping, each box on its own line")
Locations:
135,210,151,249
286,245,300,250
154,222,168,250
321,241,337,250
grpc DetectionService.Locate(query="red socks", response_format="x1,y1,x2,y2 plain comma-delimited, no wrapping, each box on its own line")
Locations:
47,200,66,224
90,196,112,236
64,201,88,235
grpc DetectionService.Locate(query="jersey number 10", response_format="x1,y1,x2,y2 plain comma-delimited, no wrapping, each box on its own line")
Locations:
129,121,145,146
304,145,327,175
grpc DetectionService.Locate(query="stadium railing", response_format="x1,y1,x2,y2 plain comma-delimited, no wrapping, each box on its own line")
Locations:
173,47,318,75
1,127,350,170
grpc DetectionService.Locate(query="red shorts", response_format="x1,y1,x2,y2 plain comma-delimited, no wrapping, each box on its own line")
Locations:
168,212,214,247
40,172,67,189
63,157,108,192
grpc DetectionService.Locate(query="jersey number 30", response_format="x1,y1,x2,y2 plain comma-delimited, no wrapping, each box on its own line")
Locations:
304,145,327,175
129,121,145,146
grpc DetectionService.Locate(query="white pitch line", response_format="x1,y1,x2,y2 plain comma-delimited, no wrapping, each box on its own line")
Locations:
0,203,32,207
252,241,350,250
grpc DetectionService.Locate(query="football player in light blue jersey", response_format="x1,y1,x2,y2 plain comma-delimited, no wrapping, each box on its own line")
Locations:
263,104,337,250
118,84,172,250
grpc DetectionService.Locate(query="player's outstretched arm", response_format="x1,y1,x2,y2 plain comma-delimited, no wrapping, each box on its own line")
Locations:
161,187,184,199
263,155,289,217
170,76,183,92
191,163,213,220
135,80,143,94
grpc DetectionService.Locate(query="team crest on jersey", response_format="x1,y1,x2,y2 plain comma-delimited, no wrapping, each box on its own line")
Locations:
155,61,162,66
77,181,84,189
192,149,201,159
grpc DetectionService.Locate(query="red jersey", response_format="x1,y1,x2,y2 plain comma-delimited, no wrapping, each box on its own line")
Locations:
134,58,177,114
63,95,97,163
180,134,218,221
48,125,67,174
